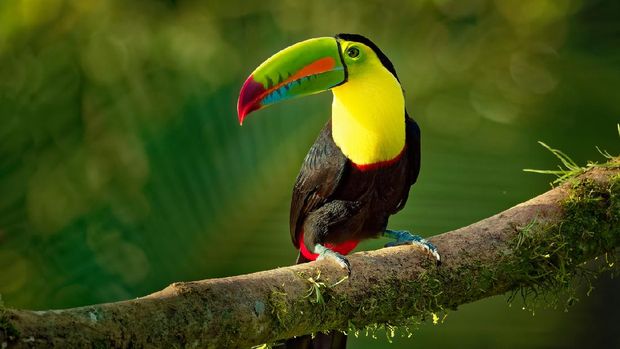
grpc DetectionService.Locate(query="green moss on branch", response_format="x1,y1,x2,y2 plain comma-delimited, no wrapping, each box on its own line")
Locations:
0,308,20,345
506,173,619,310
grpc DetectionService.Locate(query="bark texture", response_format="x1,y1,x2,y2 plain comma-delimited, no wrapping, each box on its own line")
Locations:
1,162,619,349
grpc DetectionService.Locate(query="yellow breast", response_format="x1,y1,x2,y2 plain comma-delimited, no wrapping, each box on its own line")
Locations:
330,66,406,166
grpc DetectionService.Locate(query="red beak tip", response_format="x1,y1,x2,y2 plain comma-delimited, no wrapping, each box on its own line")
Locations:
237,75,265,125
237,109,247,125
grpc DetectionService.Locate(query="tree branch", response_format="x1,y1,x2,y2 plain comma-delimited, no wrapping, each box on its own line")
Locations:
1,161,619,349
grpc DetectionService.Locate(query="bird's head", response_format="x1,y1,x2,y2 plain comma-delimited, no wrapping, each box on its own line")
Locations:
237,34,399,125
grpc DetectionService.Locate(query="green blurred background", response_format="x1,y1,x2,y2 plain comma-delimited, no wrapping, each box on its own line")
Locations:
0,0,618,348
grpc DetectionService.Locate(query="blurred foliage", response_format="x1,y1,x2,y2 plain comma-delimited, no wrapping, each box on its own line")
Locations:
0,0,618,348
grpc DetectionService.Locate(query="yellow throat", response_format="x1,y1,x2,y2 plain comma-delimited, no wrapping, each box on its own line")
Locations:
330,64,406,166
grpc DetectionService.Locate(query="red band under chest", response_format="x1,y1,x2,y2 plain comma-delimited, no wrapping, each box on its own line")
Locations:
351,145,406,171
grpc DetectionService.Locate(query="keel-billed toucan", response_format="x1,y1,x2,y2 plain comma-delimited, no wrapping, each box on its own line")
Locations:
237,33,440,348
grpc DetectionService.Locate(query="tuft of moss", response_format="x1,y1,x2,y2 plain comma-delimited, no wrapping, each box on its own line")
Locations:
0,307,20,342
507,171,619,311
335,260,445,340
268,288,294,331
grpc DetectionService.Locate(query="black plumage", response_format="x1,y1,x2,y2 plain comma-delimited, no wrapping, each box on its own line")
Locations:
290,115,420,263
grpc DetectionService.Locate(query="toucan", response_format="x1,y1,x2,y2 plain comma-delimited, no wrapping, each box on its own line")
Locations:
237,34,440,348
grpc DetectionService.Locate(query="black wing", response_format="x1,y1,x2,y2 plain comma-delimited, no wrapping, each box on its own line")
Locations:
405,113,421,186
289,120,348,247
393,113,421,212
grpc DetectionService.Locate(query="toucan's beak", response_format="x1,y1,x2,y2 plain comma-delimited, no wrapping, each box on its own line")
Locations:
237,37,346,125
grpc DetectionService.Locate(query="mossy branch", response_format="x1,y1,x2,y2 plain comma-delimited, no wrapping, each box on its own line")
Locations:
1,159,619,349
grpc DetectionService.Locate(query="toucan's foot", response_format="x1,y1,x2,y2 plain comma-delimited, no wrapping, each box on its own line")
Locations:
314,244,351,276
383,229,441,265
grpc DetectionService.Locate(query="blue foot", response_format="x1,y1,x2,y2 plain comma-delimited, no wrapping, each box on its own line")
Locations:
315,244,352,276
383,230,441,264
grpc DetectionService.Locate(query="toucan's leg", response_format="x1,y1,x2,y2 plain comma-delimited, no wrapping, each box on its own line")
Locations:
314,244,351,275
302,200,360,275
383,229,441,264
303,229,352,275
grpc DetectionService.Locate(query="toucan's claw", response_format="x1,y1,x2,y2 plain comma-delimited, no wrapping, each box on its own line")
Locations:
315,244,352,276
383,230,441,265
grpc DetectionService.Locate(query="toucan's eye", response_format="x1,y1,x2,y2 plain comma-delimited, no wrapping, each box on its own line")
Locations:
346,47,360,58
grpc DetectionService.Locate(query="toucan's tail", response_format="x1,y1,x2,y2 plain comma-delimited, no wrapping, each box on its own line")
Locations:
277,253,347,349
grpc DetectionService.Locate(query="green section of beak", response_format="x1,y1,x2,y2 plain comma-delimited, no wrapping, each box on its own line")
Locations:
237,37,345,123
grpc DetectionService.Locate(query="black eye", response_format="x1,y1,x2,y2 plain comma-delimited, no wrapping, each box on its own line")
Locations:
346,47,360,58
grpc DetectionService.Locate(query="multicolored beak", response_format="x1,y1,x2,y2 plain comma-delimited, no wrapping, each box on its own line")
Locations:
237,37,346,125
